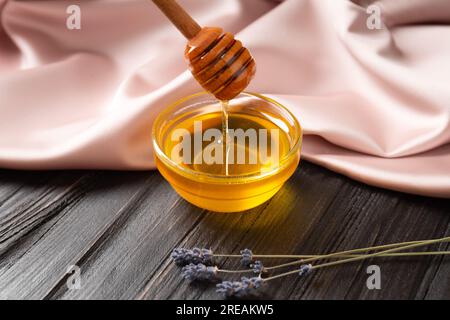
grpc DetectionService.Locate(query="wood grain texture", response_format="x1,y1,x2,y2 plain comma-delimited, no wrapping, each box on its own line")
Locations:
0,162,448,300
151,0,201,39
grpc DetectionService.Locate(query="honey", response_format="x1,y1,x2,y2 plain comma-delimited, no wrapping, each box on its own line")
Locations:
153,93,302,212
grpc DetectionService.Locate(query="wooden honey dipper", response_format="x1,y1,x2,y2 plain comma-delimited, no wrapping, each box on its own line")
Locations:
151,0,256,101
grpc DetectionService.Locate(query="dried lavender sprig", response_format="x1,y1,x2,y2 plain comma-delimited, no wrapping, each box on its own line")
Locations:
254,251,450,259
312,236,450,271
240,249,253,266
213,240,448,265
213,240,450,298
181,239,438,264
298,264,312,277
181,263,219,281
180,251,450,281
263,237,450,272
171,247,214,265
215,265,311,298
173,240,450,276
181,263,253,281
208,251,450,260
263,236,450,282
216,276,264,298
183,244,450,297
250,261,267,274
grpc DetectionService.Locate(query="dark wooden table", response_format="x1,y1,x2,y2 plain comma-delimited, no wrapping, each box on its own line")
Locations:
0,161,448,300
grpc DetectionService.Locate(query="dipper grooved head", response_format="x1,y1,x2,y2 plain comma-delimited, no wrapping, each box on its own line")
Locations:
185,27,256,101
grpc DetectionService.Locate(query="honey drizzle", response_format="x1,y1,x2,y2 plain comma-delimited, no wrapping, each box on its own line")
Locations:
221,100,230,176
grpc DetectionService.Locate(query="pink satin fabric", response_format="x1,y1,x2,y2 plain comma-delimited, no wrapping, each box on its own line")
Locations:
0,0,449,198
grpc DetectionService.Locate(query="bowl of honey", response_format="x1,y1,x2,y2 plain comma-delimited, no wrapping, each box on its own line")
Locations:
152,92,302,212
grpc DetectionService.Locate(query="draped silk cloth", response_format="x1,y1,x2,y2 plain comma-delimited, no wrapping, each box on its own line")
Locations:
0,0,449,197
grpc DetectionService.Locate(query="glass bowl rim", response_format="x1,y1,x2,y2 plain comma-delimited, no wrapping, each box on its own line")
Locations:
152,91,302,183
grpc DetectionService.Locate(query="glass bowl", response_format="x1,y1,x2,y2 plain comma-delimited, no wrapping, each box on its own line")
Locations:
152,92,302,212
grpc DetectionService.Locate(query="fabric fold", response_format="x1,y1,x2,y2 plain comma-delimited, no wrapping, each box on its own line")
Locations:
0,0,449,197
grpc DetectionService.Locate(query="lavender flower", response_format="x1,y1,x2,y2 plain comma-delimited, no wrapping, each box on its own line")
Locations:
216,276,264,298
240,249,253,266
171,247,214,265
299,264,312,277
181,263,219,281
251,260,266,274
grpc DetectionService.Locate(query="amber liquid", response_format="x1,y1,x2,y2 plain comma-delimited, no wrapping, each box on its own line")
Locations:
157,103,300,212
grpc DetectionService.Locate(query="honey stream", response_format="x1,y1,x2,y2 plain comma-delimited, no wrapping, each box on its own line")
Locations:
221,100,230,176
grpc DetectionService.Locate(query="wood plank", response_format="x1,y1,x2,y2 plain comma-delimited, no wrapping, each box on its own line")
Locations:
139,163,450,300
417,225,450,300
0,162,449,300
0,171,92,254
52,176,206,300
295,190,450,300
140,163,347,299
0,171,152,299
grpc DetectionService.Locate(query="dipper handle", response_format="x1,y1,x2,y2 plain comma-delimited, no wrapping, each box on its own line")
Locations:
151,0,202,39
151,0,256,101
